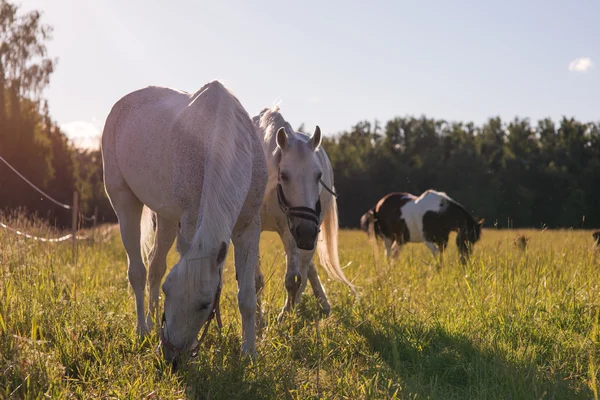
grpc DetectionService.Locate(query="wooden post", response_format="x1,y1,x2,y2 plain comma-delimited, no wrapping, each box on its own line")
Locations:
93,206,99,242
93,206,99,229
72,191,79,260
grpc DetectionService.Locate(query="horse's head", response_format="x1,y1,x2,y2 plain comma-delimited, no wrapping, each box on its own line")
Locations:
160,232,227,363
274,125,323,250
360,209,375,232
457,218,484,261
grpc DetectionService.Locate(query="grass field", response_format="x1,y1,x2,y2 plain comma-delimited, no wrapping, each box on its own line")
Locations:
1,217,599,399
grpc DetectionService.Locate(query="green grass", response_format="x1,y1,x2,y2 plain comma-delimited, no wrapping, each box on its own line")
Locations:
1,217,599,399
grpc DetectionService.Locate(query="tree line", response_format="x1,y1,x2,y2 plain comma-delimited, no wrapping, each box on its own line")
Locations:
1,0,598,231
323,116,600,229
0,1,112,228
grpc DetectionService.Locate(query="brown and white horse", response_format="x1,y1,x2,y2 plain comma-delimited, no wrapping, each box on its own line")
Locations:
361,190,483,262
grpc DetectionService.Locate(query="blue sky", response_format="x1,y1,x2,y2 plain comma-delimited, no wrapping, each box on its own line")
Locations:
17,0,600,148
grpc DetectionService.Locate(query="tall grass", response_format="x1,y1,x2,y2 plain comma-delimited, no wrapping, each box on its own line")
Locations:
1,216,599,399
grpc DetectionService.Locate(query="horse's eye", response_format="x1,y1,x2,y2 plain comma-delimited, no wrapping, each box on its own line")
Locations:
280,172,289,182
197,301,211,311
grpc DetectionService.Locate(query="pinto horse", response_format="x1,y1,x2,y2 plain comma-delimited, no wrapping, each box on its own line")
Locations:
102,81,267,362
361,190,483,262
252,106,356,321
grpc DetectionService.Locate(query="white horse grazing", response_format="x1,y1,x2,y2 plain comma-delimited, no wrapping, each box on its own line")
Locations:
252,106,355,320
102,81,267,362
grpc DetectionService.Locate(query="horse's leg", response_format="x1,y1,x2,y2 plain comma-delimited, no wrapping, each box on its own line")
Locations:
111,191,148,337
255,248,265,331
292,249,313,306
307,260,331,316
278,230,301,321
391,240,403,259
425,241,440,257
437,235,449,263
146,216,177,330
383,236,394,259
232,220,260,355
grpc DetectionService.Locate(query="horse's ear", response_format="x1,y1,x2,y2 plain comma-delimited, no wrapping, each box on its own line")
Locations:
176,230,190,255
312,125,322,150
276,127,288,150
478,218,485,226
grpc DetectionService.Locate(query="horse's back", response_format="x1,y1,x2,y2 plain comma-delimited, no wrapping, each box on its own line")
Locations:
102,81,258,219
404,190,452,243
414,190,451,211
374,192,415,242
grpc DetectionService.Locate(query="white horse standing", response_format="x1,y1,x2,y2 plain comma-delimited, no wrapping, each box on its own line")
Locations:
252,106,355,320
102,81,267,361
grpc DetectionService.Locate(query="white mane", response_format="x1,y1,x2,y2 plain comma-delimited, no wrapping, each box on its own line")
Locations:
253,106,309,148
190,82,254,247
415,189,452,203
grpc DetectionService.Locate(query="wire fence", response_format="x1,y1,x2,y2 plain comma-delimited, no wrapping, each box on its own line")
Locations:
0,221,88,242
0,155,72,210
0,155,107,249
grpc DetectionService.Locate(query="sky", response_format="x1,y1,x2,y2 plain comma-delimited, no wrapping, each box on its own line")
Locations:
15,0,600,149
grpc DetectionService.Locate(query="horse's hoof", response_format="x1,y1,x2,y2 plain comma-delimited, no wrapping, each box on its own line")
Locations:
241,345,257,360
319,303,331,317
256,314,266,331
136,323,150,338
145,315,155,331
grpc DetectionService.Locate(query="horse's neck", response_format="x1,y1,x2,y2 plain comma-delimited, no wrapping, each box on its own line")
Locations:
194,112,254,246
455,207,475,231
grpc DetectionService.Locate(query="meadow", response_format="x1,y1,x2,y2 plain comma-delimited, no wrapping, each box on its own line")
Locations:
1,217,599,399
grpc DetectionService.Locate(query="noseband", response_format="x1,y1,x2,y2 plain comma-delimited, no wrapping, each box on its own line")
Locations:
275,174,338,225
160,277,223,358
276,183,321,225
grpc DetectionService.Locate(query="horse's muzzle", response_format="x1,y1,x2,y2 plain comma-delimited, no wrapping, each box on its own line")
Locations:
291,220,319,250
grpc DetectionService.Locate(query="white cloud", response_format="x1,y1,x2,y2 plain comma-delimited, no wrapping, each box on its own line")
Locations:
60,118,104,150
568,57,593,72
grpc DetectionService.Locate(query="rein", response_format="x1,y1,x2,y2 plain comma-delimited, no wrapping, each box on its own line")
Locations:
160,276,223,358
319,179,338,198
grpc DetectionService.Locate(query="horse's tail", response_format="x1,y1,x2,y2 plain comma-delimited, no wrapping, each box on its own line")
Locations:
140,206,156,265
366,209,379,243
366,210,381,264
317,192,358,295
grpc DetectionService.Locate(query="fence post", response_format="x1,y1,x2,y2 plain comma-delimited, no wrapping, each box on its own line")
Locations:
93,206,99,241
72,191,79,260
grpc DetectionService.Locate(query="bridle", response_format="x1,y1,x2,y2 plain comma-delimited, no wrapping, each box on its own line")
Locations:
160,276,223,358
276,183,321,225
276,175,338,227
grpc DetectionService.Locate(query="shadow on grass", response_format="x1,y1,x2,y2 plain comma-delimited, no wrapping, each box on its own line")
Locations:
158,319,301,400
168,296,329,400
342,316,591,399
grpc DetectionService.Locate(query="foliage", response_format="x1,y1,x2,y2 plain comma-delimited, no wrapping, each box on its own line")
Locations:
1,218,599,398
1,0,598,231
325,116,600,228
0,0,112,227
